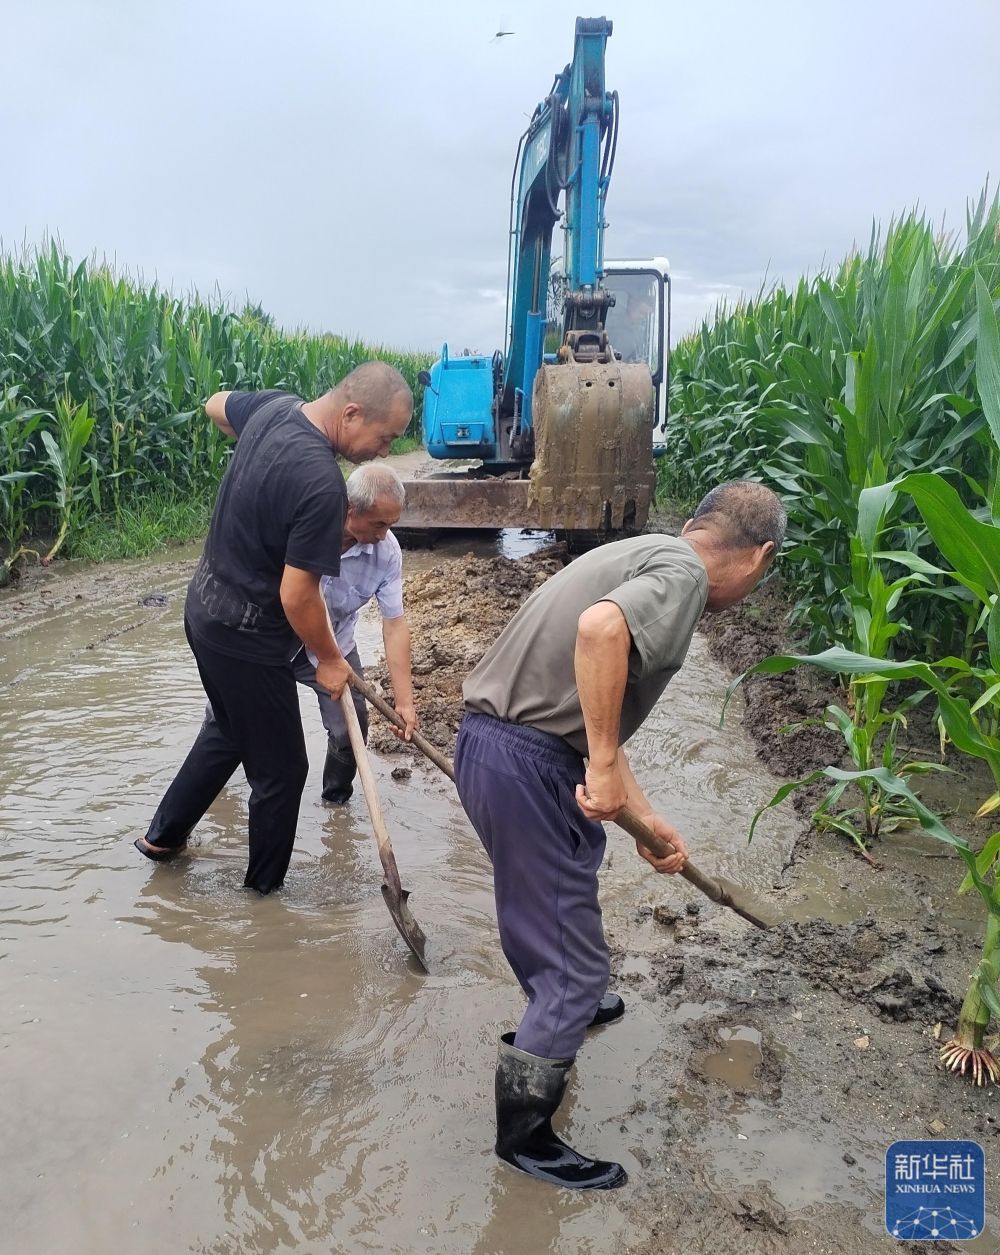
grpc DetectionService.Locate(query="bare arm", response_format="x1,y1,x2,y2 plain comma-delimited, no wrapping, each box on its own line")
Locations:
279,565,351,698
205,391,236,438
574,600,631,821
616,749,654,820
617,750,689,875
381,615,418,740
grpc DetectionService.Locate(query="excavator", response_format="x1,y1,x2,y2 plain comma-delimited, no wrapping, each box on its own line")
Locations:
398,16,670,541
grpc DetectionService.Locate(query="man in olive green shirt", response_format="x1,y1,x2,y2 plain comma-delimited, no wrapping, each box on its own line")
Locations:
454,480,785,1191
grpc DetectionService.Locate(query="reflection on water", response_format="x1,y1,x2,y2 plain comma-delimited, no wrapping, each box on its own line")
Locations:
498,529,555,559
1,546,806,1253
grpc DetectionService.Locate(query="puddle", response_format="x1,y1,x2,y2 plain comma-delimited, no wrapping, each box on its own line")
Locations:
699,1025,766,1092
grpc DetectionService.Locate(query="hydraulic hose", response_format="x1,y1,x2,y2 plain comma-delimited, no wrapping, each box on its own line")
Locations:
600,90,619,193
503,126,529,363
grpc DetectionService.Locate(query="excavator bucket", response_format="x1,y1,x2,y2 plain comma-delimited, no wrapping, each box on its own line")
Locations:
528,359,656,531
396,360,656,534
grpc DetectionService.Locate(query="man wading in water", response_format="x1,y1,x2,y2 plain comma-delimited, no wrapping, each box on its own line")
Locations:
133,363,412,894
454,481,785,1190
200,461,419,805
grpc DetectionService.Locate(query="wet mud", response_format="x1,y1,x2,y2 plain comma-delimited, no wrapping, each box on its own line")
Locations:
2,539,998,1254
365,547,567,756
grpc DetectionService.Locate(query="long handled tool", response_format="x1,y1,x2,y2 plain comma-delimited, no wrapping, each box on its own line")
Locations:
339,689,429,971
351,674,775,931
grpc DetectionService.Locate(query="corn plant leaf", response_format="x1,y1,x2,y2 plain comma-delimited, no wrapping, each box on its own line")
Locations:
977,974,1000,1021
749,761,970,855
977,792,1000,817
857,480,900,555
896,472,1000,595
971,683,1000,716
872,550,950,577
989,600,1000,675
959,830,1000,893
749,770,825,842
975,270,1000,451
823,766,968,849
725,647,1000,789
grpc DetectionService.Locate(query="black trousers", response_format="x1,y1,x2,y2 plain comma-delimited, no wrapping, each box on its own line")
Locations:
290,647,368,802
145,621,309,893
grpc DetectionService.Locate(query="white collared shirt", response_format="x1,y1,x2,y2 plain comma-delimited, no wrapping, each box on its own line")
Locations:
304,529,404,663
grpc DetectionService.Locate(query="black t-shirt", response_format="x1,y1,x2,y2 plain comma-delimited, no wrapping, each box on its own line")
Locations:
185,390,347,664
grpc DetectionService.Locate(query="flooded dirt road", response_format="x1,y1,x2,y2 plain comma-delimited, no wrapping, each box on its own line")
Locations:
2,544,997,1254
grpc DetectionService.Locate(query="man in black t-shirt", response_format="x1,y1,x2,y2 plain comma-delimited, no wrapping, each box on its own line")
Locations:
134,361,413,894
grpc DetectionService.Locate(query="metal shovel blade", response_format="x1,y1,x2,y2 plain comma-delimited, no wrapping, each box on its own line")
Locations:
339,685,429,972
380,884,428,971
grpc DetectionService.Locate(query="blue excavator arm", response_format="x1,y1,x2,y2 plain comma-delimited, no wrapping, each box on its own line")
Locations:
501,16,616,446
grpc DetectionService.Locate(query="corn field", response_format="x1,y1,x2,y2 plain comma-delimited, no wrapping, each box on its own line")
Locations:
0,242,430,581
661,188,1000,658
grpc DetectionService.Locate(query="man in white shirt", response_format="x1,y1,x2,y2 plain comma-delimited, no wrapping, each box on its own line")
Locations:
297,462,418,802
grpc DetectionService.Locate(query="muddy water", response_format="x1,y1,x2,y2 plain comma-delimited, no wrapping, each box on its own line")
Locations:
0,542,948,1254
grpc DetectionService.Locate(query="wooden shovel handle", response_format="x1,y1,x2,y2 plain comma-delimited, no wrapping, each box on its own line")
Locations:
351,673,457,781
339,687,403,899
614,808,730,901
349,672,770,928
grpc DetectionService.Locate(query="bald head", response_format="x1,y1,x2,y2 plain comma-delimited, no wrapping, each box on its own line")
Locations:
316,360,414,462
690,481,786,552
333,361,413,421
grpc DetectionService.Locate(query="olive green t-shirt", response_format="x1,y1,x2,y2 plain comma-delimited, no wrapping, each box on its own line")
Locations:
463,535,708,754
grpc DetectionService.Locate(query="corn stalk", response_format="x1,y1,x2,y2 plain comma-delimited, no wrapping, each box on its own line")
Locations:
722,268,1000,1083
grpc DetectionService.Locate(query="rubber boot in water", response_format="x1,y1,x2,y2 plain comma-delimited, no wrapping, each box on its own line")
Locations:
494,1033,627,1190
321,741,357,804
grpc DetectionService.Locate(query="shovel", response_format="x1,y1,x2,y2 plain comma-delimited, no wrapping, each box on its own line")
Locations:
350,674,775,931
338,687,429,971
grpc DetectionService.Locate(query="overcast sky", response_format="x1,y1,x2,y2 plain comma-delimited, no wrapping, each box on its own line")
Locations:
5,1,998,354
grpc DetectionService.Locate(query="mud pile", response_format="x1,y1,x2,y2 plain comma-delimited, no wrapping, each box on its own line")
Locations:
366,547,566,755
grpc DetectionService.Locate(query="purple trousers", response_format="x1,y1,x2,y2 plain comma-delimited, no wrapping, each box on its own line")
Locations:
454,712,610,1059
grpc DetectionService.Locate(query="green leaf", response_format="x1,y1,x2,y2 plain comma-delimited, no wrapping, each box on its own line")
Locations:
989,601,1000,675
978,973,1000,1021
817,813,865,842
975,270,1000,451
748,770,825,842
823,765,969,850
872,551,949,577
959,830,1000,893
898,472,1000,596
970,681,1000,715
857,481,900,555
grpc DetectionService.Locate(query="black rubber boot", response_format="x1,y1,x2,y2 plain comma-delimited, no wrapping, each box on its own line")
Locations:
494,1032,627,1190
588,993,625,1028
321,741,357,804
